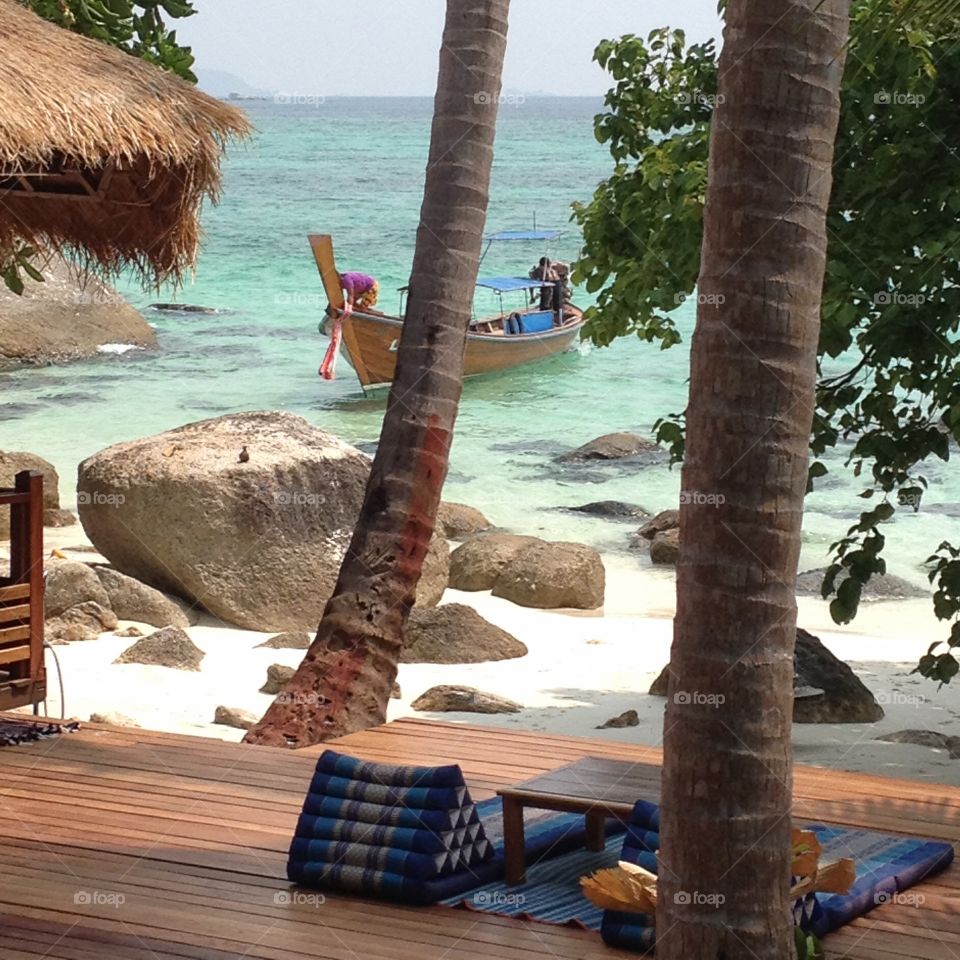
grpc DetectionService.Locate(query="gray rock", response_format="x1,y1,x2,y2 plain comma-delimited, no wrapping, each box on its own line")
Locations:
876,729,952,750
568,501,650,520
648,628,884,724
597,709,640,729
795,567,927,600
559,432,661,462
649,528,680,565
634,509,680,542
391,681,402,700
213,705,258,730
492,540,605,610
256,631,312,650
411,685,521,714
58,601,118,632
44,561,111,618
0,259,157,364
43,508,77,528
0,451,60,539
89,712,140,727
448,534,544,592
260,663,296,695
114,625,144,638
77,411,449,631
114,626,205,671
94,566,191,629
46,618,100,643
436,502,492,539
402,604,527,664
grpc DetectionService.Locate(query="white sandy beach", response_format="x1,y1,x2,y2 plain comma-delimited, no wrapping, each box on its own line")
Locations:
24,526,960,787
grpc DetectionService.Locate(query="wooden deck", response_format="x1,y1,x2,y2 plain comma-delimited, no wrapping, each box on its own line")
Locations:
0,716,958,959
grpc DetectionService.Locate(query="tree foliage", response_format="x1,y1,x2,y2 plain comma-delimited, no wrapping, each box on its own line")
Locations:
21,0,197,80
573,0,960,682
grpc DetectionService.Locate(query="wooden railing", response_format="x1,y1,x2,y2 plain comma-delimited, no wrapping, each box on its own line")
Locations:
0,470,45,710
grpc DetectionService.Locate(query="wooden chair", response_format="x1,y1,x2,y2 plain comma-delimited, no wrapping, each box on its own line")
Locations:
0,470,45,711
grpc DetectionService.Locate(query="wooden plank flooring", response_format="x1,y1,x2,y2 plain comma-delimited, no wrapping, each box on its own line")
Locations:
0,715,957,959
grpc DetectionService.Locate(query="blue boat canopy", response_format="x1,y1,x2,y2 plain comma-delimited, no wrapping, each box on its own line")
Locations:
484,229,562,242
476,276,554,293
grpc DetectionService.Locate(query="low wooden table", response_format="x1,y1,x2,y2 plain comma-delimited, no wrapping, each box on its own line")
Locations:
496,755,660,885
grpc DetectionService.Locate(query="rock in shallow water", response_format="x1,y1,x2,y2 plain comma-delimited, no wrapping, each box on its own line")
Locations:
402,604,527,664
411,685,521,714
558,432,661,462
567,501,650,520
649,528,680,565
77,411,449,631
795,567,927,600
114,626,205,671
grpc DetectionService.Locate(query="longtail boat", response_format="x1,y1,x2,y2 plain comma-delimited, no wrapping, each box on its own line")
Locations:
308,232,585,393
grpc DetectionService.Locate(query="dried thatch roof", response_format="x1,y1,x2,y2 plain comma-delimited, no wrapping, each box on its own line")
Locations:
0,0,251,283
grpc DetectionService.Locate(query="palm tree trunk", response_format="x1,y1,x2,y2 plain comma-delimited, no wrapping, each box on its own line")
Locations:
245,0,510,749
656,1,849,957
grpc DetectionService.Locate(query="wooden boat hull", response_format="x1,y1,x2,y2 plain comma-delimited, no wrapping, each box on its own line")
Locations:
337,310,584,390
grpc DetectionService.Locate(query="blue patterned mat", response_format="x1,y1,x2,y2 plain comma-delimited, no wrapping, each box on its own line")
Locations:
444,820,955,943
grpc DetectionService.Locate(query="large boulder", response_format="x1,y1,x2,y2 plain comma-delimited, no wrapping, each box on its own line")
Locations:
492,540,605,610
0,451,60,539
401,604,527,664
94,566,191,629
793,628,884,723
419,535,450,607
648,628,884,724
44,560,111,618
559,432,661,462
77,411,447,631
436,502,492,539
410,685,521,714
448,534,544,591
0,258,156,363
114,626,205,671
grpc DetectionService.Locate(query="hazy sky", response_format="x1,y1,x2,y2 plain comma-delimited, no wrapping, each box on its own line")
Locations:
179,0,722,97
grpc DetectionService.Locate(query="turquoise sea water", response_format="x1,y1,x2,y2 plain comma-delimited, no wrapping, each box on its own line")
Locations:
0,97,957,581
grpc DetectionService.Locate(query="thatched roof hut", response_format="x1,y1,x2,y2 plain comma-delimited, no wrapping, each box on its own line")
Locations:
0,0,251,284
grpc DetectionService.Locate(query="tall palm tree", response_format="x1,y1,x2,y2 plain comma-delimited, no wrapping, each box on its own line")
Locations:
655,0,849,956
245,0,511,748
